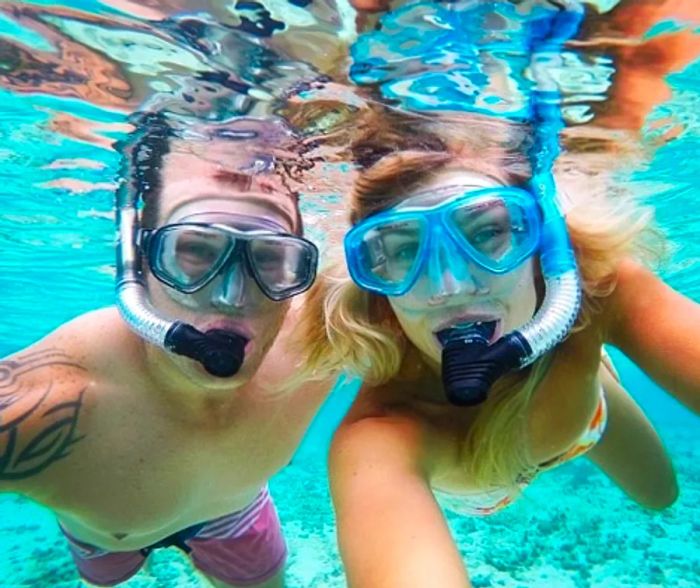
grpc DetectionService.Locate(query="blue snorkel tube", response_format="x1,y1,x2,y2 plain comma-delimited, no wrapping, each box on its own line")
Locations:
115,114,246,378
442,1,584,405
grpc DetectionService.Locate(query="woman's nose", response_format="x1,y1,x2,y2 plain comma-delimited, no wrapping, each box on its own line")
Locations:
427,240,481,299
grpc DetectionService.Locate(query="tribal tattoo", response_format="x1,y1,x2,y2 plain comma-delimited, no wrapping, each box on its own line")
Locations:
0,349,86,480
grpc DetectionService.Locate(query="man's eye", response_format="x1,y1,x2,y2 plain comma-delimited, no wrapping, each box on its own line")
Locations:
257,253,284,266
177,242,219,262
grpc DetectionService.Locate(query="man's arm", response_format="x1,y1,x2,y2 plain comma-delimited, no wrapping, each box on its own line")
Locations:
0,347,88,497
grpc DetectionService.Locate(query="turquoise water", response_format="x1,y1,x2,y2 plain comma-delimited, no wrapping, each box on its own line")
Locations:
1,1,699,586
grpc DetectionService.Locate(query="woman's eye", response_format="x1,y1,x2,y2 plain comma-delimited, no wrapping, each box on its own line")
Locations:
471,225,510,250
473,227,502,243
390,243,418,262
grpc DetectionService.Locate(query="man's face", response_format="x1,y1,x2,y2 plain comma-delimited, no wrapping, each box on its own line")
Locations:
146,144,301,386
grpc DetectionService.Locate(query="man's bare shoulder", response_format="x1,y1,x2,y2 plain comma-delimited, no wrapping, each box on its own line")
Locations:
42,307,138,364
0,345,89,496
0,307,140,495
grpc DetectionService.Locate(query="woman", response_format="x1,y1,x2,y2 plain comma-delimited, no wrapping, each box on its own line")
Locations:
297,113,696,586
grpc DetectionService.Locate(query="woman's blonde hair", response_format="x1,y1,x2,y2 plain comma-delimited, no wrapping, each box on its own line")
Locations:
297,111,663,490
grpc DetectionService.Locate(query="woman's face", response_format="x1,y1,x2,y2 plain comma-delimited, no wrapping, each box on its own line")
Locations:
386,169,538,367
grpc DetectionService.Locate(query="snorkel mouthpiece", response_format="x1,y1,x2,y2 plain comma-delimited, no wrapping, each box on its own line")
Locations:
440,323,531,406
166,324,247,378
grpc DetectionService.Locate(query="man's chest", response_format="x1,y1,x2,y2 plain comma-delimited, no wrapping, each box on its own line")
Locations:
45,392,318,531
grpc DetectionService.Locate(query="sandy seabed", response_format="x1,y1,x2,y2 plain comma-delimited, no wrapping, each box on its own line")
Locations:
1,427,697,588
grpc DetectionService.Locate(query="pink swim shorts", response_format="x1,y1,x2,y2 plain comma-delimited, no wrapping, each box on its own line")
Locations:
61,487,286,586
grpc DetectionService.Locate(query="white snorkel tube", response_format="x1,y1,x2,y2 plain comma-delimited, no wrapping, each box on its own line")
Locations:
442,0,585,405
115,113,247,377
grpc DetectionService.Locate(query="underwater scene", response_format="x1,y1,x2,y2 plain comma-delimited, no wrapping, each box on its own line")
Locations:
0,0,698,586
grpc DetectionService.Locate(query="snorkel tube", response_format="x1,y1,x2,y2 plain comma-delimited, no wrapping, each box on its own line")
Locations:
442,1,584,405
115,113,246,378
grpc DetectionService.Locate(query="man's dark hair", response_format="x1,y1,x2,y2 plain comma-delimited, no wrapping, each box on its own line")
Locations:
116,111,306,233
116,111,173,229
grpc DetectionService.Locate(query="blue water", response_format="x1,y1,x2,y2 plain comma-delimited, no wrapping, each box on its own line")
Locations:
1,1,699,586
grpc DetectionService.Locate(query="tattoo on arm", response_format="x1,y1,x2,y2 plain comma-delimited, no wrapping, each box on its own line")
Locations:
0,350,87,481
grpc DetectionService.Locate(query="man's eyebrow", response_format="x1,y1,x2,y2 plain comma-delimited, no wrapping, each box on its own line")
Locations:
211,170,297,230
213,170,273,193
200,192,297,231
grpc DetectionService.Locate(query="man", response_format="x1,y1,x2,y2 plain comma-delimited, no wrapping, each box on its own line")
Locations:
0,113,330,587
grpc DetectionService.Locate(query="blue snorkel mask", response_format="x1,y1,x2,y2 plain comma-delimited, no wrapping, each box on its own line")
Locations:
345,185,542,297
344,177,579,406
345,0,584,405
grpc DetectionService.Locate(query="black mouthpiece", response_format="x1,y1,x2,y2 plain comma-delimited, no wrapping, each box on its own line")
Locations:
165,323,247,378
439,323,528,406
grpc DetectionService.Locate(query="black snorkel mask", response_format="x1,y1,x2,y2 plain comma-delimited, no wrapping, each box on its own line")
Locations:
115,113,315,378
438,0,585,406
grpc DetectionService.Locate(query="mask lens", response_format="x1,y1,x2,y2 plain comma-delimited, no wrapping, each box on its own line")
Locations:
248,237,317,299
450,196,534,268
357,219,423,288
152,225,231,291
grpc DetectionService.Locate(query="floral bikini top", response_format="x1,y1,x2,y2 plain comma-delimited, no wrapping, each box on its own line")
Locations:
434,388,609,516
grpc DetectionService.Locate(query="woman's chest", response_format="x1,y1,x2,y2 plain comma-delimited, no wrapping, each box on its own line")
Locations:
423,350,606,494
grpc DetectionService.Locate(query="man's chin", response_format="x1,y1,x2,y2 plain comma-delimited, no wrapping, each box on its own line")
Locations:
189,357,255,387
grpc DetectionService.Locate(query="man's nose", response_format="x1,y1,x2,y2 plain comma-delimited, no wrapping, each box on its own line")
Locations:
211,260,251,308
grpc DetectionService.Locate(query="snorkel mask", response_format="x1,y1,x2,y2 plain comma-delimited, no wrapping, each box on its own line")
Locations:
345,0,584,405
115,113,317,378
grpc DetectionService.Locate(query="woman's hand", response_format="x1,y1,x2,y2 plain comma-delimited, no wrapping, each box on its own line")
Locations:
329,413,472,588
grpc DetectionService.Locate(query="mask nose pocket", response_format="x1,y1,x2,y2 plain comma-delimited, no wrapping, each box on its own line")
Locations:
427,225,477,296
212,259,249,307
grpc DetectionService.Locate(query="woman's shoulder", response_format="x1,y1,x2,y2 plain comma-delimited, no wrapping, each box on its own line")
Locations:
334,379,431,446
334,379,465,471
331,394,430,476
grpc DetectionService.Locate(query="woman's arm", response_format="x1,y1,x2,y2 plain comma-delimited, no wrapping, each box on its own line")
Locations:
586,361,678,510
604,259,700,414
329,414,472,588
